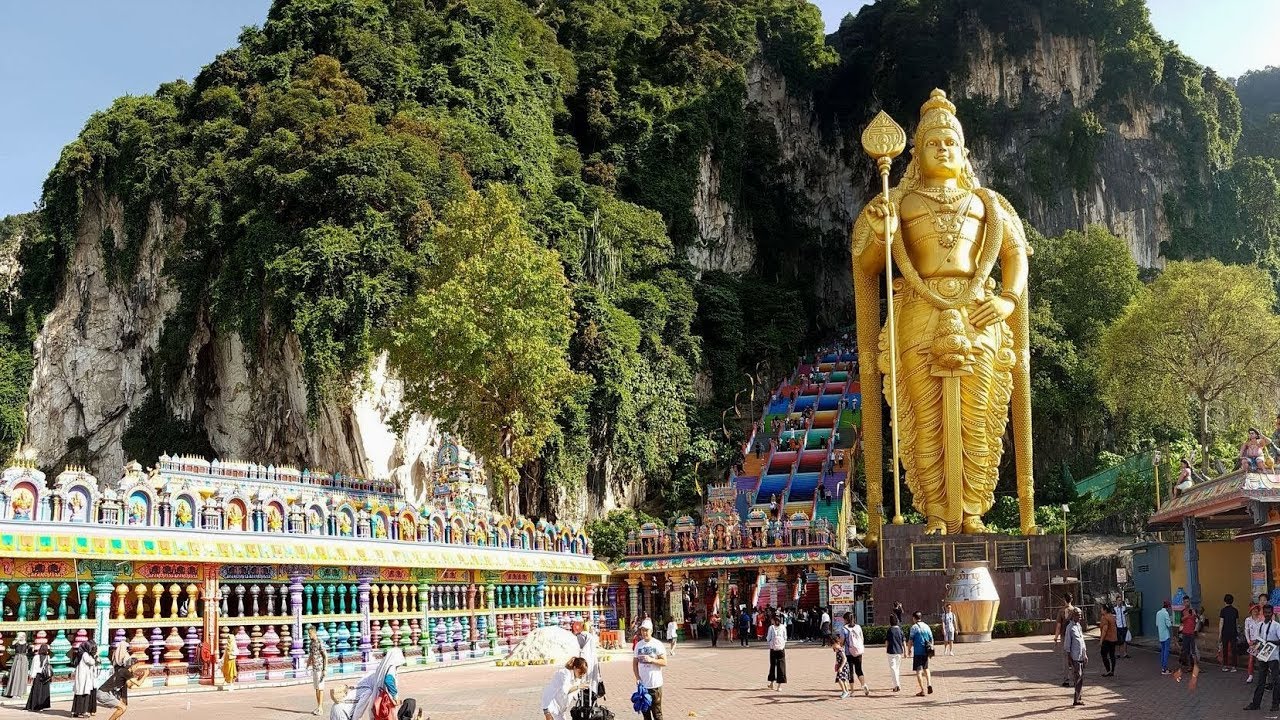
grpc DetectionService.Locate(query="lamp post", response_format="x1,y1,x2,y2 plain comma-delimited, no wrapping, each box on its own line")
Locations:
1061,503,1070,573
1152,450,1163,512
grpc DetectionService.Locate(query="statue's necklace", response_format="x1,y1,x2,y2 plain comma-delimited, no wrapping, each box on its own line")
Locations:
916,190,974,249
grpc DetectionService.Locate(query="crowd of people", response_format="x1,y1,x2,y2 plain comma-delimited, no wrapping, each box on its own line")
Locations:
2,638,147,720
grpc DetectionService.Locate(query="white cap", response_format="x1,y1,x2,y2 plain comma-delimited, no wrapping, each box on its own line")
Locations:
641,619,653,630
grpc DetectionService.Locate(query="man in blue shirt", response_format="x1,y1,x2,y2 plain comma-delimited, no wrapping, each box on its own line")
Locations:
1156,599,1173,674
906,611,934,696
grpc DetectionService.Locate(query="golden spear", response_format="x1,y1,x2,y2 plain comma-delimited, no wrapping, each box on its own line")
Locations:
860,111,907,524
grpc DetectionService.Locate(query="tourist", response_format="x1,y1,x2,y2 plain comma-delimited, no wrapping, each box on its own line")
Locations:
1221,593,1241,672
1173,459,1193,497
1113,595,1130,658
573,619,604,703
69,639,98,718
891,602,905,626
1098,604,1117,677
222,634,239,686
3,632,31,699
1242,428,1268,472
328,648,404,720
820,607,832,646
737,607,751,647
765,613,788,691
632,619,668,720
1179,604,1199,674
540,657,590,720
941,604,956,655
666,617,678,656
755,608,766,640
307,626,329,715
1156,599,1173,675
1246,604,1280,711
886,614,906,692
1173,617,1200,691
1063,608,1087,706
833,642,852,699
1246,602,1264,683
98,642,146,720
1053,594,1077,686
24,644,51,712
710,611,721,648
907,611,933,697
840,611,870,696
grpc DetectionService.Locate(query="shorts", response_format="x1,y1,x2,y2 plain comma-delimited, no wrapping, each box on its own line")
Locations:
912,655,929,672
943,628,954,642
312,672,326,691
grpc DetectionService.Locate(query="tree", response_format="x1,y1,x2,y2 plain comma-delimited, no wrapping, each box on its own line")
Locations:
1100,260,1280,467
383,186,586,512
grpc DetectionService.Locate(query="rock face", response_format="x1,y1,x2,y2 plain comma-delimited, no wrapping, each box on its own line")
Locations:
954,16,1176,267
23,187,465,499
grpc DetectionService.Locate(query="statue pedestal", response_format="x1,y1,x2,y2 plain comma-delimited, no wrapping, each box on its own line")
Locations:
871,524,1062,626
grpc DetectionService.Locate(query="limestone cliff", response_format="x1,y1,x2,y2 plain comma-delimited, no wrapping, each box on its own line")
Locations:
23,186,466,499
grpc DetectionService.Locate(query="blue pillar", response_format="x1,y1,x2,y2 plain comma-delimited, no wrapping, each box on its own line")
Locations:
1183,516,1202,609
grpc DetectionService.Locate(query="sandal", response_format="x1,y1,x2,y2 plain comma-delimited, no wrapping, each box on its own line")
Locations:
916,691,926,697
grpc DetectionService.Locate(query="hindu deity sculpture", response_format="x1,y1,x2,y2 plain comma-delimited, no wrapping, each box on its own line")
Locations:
12,487,33,520
175,501,193,527
853,90,1036,539
226,504,245,530
68,492,86,522
266,507,284,532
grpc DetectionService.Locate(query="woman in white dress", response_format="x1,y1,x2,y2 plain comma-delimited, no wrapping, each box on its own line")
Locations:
540,657,589,720
329,649,404,720
572,620,604,703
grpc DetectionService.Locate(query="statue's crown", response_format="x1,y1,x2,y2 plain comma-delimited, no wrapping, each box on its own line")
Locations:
914,88,964,147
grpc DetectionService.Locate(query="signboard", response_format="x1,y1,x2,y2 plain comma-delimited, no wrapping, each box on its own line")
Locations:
995,541,1031,569
1115,568,1128,585
953,543,989,564
829,578,857,606
1253,552,1268,601
911,544,946,571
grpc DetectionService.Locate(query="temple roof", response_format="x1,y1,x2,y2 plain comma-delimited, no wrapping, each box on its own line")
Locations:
1146,470,1280,530
614,547,844,573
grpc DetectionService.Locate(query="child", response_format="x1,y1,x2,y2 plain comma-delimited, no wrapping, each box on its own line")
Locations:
833,643,851,699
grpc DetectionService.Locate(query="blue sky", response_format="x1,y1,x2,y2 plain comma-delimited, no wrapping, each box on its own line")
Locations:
1,0,1278,218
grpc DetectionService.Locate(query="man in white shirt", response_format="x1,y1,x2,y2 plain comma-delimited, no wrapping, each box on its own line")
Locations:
666,619,678,656
633,619,668,720
1246,604,1280,712
1113,596,1129,658
820,608,832,646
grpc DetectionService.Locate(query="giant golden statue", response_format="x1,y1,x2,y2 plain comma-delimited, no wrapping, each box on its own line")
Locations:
854,90,1037,542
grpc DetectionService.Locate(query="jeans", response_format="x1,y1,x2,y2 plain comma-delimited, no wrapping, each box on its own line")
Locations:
1251,660,1280,709
888,654,901,689
642,686,664,720
1069,660,1084,703
1101,640,1115,673
1160,638,1171,670
767,650,787,684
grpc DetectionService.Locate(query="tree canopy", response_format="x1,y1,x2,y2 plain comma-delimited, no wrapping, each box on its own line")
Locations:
1100,259,1280,461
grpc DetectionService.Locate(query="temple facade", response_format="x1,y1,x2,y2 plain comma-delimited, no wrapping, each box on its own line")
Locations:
0,437,609,695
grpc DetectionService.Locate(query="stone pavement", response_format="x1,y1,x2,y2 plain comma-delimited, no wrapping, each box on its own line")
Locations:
0,636,1273,719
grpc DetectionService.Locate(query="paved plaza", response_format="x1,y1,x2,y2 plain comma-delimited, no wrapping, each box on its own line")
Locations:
0,636,1272,720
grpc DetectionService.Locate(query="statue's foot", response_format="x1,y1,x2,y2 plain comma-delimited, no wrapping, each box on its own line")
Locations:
962,516,994,534
865,527,880,547
1021,524,1041,536
924,518,948,535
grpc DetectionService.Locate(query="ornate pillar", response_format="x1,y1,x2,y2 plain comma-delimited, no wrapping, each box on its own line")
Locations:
289,571,306,669
357,570,375,662
586,583,598,627
815,568,831,607
666,572,686,624
467,583,478,651
91,567,118,662
417,579,431,663
536,577,547,627
201,565,220,685
1183,516,1202,610
485,583,497,655
626,576,640,629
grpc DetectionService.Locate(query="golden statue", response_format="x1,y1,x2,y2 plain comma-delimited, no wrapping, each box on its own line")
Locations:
853,90,1037,541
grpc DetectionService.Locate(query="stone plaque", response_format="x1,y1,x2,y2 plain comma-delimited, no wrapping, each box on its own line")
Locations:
953,542,989,564
911,543,946,571
995,540,1031,569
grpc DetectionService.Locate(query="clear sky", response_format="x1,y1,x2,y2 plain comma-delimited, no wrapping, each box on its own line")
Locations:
1,0,1278,218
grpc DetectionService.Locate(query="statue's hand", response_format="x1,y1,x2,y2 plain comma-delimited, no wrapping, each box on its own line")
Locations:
970,295,1015,328
866,197,899,239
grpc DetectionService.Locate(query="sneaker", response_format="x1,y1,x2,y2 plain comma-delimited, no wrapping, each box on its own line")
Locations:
839,691,849,699
1161,670,1172,675
893,687,900,692
1248,674,1254,683
1233,667,1239,672
1061,681,1071,687
1223,666,1231,672
1244,704,1260,711
927,685,933,694
1073,701,1084,706
864,685,871,697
